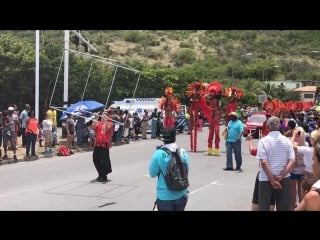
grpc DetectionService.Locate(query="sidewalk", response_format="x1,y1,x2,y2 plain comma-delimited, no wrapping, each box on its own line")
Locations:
0,127,156,166
0,127,93,166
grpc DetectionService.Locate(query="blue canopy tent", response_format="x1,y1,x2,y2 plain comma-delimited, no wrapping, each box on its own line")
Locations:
60,100,104,120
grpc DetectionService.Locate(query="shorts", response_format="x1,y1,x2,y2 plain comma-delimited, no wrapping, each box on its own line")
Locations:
252,172,276,205
290,173,304,180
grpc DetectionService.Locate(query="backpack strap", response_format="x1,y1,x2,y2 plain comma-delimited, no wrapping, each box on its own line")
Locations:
158,147,171,178
158,147,183,177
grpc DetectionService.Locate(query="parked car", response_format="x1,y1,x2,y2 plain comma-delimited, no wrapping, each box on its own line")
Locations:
242,113,266,138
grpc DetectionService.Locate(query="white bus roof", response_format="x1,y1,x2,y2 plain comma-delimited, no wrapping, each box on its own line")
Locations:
109,98,161,115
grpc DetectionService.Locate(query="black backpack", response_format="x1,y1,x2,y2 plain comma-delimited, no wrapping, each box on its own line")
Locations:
160,147,189,191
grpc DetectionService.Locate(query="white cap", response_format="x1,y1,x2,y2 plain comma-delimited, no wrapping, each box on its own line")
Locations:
8,107,14,111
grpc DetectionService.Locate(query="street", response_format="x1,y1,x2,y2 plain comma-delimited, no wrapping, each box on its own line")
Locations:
0,126,259,210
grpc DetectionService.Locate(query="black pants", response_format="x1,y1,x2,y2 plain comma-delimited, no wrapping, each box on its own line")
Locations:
93,146,112,179
156,195,188,211
21,127,27,146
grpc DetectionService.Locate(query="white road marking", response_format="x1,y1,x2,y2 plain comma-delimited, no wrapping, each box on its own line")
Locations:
189,178,225,195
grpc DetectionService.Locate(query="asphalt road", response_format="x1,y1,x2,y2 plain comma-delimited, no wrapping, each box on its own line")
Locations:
0,126,259,210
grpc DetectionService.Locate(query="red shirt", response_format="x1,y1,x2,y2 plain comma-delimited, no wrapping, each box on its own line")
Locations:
94,121,113,148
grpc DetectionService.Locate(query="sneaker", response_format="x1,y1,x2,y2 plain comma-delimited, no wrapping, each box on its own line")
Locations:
13,155,17,160
2,155,8,160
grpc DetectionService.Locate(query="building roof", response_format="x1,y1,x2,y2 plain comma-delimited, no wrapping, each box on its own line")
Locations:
294,86,317,92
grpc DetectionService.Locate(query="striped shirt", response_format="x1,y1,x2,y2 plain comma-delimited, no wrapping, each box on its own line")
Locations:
256,131,295,181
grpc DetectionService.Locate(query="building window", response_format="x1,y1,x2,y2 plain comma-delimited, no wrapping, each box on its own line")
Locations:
296,83,300,88
304,93,314,99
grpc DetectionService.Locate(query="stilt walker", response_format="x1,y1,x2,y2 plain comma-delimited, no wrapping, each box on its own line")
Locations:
186,82,210,152
205,81,223,156
159,87,180,129
224,87,243,125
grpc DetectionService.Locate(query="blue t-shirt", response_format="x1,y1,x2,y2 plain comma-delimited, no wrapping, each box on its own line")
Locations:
148,143,190,200
227,119,243,142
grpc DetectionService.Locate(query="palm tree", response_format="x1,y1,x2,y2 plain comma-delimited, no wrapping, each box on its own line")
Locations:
238,78,262,94
262,82,277,99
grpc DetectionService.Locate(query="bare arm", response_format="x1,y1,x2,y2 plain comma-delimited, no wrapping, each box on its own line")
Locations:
247,135,255,154
296,190,320,211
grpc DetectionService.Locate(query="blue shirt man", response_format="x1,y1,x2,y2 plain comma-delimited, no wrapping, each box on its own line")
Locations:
224,112,244,171
149,128,190,211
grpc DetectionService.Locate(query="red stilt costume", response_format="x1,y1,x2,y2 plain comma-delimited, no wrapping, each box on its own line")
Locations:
262,99,314,116
205,81,222,155
224,87,243,125
159,87,180,129
186,82,210,152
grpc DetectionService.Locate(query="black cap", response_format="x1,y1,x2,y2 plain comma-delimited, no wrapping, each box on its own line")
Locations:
161,128,176,142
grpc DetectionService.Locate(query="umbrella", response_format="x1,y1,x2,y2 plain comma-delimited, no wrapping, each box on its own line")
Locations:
60,100,104,120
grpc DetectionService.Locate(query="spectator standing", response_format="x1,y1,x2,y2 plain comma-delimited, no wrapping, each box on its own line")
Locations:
256,116,296,211
289,127,307,210
2,107,19,160
295,135,320,211
292,130,320,202
185,108,190,135
46,107,58,146
42,113,53,154
141,110,149,139
65,113,75,154
19,104,30,147
224,112,243,171
133,112,141,140
149,128,190,211
75,115,85,146
247,134,276,211
11,104,19,148
88,120,95,147
150,108,158,139
25,110,39,159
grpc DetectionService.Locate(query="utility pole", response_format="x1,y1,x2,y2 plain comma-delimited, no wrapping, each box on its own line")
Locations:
63,30,97,109
35,30,40,120
64,30,69,109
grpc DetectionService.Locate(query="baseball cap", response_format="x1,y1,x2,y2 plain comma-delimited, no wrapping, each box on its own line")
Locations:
8,106,14,111
229,111,238,117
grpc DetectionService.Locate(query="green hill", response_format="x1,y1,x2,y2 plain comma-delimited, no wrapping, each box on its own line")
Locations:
2,30,320,73
1,30,320,111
